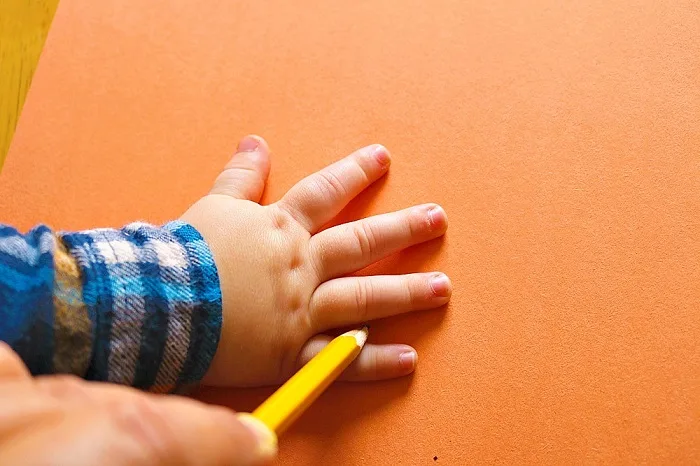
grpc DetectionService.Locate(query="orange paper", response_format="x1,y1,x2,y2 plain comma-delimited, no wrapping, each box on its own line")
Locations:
0,0,698,463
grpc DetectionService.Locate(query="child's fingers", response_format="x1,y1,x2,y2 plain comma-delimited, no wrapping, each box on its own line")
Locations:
311,204,448,280
297,336,417,381
277,144,390,232
309,273,451,332
210,135,271,202
0,342,30,380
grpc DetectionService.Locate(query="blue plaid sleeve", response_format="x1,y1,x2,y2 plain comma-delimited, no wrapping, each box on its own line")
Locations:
59,221,222,392
0,225,56,375
0,221,222,392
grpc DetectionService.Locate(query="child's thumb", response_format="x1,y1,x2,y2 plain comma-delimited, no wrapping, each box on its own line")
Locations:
210,135,271,202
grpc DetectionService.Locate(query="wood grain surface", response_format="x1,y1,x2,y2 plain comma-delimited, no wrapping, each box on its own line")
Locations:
0,0,59,168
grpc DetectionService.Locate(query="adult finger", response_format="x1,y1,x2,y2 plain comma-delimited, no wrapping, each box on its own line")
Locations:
311,204,447,280
0,381,64,438
0,342,30,380
310,273,451,331
0,392,276,466
33,374,279,466
34,375,143,405
210,135,272,202
297,336,417,381
278,144,390,232
0,376,146,440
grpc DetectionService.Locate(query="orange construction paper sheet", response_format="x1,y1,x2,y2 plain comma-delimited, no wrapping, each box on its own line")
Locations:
1,0,699,463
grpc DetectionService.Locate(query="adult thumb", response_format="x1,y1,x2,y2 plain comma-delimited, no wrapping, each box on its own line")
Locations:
131,397,278,466
11,393,278,466
210,135,271,202
0,342,30,380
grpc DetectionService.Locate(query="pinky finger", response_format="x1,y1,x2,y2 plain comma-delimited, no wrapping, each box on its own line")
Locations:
297,335,417,382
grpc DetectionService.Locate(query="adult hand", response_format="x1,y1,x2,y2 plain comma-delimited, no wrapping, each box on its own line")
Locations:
0,343,276,465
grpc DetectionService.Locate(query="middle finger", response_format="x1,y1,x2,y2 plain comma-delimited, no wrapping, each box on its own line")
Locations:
311,203,447,281
309,273,452,332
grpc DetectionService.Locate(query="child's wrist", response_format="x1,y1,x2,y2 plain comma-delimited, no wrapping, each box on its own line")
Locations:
56,221,223,391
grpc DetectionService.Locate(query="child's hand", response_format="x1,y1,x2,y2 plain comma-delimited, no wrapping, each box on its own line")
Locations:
181,136,450,387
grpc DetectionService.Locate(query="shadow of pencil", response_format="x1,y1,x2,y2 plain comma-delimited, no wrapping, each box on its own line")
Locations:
193,371,413,454
281,376,412,462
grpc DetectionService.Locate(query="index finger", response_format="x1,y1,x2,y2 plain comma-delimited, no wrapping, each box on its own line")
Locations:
278,144,390,232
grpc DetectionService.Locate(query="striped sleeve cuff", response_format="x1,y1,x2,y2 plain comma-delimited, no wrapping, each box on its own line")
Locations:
59,221,222,392
0,225,55,375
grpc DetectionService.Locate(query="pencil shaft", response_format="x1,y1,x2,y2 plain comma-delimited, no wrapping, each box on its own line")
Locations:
252,329,366,434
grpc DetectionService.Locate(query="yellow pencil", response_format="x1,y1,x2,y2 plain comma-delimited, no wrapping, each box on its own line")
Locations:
237,326,368,446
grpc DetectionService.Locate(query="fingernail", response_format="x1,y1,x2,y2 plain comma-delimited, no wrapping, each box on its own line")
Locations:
236,413,278,460
430,273,451,297
237,136,260,152
399,351,417,371
427,205,447,230
372,144,391,167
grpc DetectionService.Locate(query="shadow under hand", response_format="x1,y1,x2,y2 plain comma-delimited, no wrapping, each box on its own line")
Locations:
193,375,413,462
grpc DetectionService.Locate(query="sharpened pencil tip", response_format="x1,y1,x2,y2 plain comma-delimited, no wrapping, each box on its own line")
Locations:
342,326,369,347
355,326,368,347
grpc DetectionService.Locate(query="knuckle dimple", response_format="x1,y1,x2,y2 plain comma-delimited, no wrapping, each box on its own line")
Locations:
271,208,288,230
